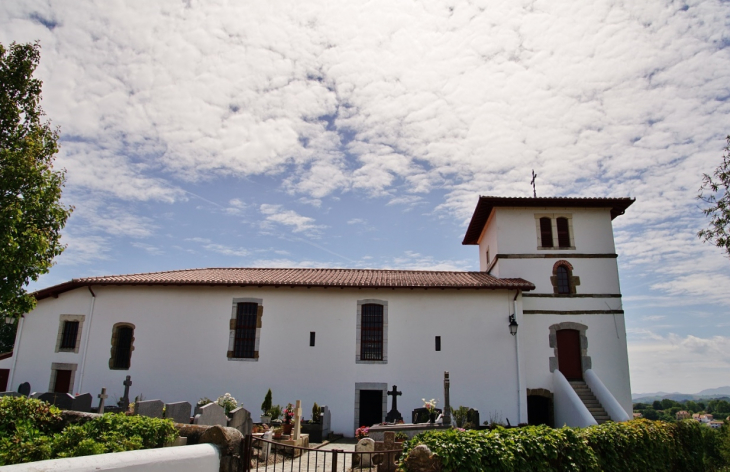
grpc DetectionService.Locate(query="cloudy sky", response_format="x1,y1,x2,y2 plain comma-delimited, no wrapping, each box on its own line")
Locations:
2,0,729,395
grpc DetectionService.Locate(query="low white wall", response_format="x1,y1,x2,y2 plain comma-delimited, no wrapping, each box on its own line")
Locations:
0,443,220,472
584,369,630,422
552,370,597,428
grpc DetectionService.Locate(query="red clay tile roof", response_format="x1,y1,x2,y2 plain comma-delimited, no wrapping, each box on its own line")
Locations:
462,196,635,245
33,267,534,300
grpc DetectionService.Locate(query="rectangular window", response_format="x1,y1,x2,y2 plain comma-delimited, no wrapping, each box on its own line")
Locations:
310,331,316,347
234,302,258,358
557,217,571,248
113,326,134,369
360,304,383,361
60,321,79,350
540,217,553,247
435,336,441,351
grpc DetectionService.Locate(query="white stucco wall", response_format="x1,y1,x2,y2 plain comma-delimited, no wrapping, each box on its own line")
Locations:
10,286,527,435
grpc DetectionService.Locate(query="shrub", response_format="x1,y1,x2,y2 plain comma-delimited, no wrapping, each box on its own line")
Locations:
0,397,178,466
400,420,730,472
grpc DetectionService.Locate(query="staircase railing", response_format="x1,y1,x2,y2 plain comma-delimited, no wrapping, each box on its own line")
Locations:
553,370,597,427
584,369,630,422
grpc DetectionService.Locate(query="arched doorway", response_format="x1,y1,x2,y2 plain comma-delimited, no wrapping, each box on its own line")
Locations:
527,389,554,427
556,329,582,380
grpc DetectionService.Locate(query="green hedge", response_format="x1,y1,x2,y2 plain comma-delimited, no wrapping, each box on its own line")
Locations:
0,396,178,466
400,419,730,472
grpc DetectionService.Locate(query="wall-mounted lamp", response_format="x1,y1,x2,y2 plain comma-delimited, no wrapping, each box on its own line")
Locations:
508,314,518,336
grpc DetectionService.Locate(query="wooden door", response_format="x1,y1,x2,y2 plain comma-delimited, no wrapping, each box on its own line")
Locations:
54,369,72,393
557,329,582,380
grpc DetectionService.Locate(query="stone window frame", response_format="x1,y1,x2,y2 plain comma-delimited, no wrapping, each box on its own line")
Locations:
109,322,136,370
227,298,263,362
353,382,388,433
55,315,85,353
548,322,591,374
535,213,575,250
355,299,388,364
48,362,77,393
550,260,580,295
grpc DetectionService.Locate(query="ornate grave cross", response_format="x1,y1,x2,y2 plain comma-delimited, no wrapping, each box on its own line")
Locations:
373,431,399,472
119,375,132,409
292,400,303,441
531,169,538,198
98,387,108,414
385,385,403,422
443,371,451,426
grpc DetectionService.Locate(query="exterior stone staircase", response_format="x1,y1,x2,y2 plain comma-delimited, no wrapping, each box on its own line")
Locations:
569,380,610,424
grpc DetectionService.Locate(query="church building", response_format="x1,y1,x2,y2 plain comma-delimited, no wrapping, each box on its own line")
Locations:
0,196,634,434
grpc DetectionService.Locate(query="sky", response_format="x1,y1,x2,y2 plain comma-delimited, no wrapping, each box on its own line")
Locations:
2,0,729,395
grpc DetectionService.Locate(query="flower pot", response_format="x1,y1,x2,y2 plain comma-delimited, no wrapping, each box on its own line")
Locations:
429,412,436,424
260,415,271,424
283,423,293,434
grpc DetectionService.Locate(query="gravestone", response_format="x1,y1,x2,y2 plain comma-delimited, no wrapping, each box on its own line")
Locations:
118,375,132,410
355,437,376,467
136,399,164,418
193,402,227,426
373,431,400,472
165,401,192,424
321,405,331,432
0,392,21,397
227,406,252,435
443,372,451,426
39,392,75,410
385,385,403,423
466,408,480,428
97,388,108,414
72,393,93,412
18,382,31,396
412,407,442,424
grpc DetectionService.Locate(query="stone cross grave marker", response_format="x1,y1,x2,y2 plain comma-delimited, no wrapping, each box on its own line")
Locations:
39,392,75,410
97,388,108,414
227,406,252,435
72,393,93,412
118,375,132,410
385,385,402,422
17,382,31,396
136,399,164,418
165,401,192,424
373,431,400,472
443,371,451,426
193,402,227,426
292,400,303,441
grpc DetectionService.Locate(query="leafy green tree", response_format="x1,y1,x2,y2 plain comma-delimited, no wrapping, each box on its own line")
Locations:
0,41,72,325
0,318,17,353
642,408,659,420
652,400,663,410
698,135,730,257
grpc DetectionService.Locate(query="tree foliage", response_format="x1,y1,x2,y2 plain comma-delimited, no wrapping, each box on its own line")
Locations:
698,136,730,258
0,41,72,319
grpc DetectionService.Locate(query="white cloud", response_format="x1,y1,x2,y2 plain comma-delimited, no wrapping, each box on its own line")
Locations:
347,218,366,225
203,244,249,257
259,204,326,235
131,242,164,256
55,233,110,266
379,251,472,271
628,330,730,393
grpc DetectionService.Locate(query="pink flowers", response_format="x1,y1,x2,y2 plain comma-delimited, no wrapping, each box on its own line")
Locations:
355,426,370,439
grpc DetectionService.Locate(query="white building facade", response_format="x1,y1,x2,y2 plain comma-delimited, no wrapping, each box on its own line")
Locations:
0,196,634,434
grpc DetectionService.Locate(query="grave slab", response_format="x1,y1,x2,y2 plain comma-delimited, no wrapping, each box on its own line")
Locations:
0,392,21,397
165,401,192,424
39,392,75,410
227,406,252,435
136,399,165,418
72,393,93,412
193,402,227,426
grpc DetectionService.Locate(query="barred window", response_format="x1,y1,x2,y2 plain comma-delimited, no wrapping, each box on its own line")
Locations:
557,217,571,248
556,266,571,294
360,304,384,361
540,217,553,248
60,321,79,350
234,302,258,358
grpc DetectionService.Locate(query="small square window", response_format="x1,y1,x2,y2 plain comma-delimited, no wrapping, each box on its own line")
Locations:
435,336,441,351
310,332,316,347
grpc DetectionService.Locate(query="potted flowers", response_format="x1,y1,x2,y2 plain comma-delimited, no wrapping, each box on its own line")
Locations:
355,426,370,440
282,403,295,434
422,398,438,424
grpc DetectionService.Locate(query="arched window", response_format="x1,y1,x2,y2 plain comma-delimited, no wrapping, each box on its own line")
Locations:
557,217,571,248
109,323,135,370
551,261,579,295
539,217,553,247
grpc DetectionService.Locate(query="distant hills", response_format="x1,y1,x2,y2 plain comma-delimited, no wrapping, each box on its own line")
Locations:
632,386,730,403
